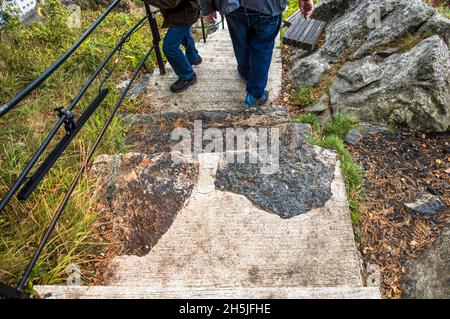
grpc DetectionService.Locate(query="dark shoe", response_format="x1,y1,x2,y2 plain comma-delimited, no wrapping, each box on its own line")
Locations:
170,75,198,93
190,56,203,66
244,91,269,107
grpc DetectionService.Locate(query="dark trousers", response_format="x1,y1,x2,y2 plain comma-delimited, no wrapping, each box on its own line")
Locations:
226,7,282,98
163,25,200,80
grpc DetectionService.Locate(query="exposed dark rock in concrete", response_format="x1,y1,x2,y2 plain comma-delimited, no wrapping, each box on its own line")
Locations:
91,153,198,256
123,106,290,155
401,225,450,299
404,193,448,217
215,123,337,219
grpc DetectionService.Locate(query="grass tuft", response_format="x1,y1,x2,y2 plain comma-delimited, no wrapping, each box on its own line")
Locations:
292,113,364,227
292,85,317,106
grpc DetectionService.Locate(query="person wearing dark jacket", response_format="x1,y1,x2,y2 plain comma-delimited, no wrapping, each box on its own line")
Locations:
148,0,202,93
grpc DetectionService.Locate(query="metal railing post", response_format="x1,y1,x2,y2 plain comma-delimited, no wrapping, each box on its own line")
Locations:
200,14,207,43
144,2,166,75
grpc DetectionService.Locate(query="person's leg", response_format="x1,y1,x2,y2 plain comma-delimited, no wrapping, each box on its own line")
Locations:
225,7,251,81
246,13,282,99
163,26,196,80
181,27,202,65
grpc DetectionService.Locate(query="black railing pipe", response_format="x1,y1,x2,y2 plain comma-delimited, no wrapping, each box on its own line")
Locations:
0,0,123,119
144,2,166,75
0,15,149,214
17,47,154,292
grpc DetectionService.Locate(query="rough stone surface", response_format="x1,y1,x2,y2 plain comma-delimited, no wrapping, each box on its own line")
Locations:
303,93,330,113
311,0,357,23
404,193,448,217
288,0,450,132
345,128,363,145
418,13,450,47
358,123,390,135
289,51,330,89
91,152,198,255
330,36,450,132
319,0,435,61
215,123,337,219
401,225,450,299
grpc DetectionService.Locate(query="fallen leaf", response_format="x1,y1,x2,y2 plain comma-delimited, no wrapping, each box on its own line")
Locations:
140,157,151,167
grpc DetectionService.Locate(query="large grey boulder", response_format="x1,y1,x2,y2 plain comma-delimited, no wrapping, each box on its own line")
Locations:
319,0,435,61
311,0,358,23
329,35,450,132
289,0,438,89
401,225,450,299
289,52,330,89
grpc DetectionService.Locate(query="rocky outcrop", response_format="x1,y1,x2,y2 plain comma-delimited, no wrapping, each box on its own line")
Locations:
319,0,435,61
418,13,450,47
289,0,450,132
401,225,450,299
329,36,449,132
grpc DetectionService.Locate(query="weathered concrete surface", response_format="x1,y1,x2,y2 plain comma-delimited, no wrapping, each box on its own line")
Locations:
35,286,381,299
101,149,364,289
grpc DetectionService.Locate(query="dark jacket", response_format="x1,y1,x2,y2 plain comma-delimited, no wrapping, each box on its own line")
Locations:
148,0,200,28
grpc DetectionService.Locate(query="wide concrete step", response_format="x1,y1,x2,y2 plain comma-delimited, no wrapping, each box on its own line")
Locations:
156,65,282,82
35,286,381,299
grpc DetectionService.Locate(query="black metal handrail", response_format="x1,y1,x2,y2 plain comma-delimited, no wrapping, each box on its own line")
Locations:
0,0,221,299
0,0,166,298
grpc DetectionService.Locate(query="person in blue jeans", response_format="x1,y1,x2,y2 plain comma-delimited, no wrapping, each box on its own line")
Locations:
149,0,203,93
201,0,315,109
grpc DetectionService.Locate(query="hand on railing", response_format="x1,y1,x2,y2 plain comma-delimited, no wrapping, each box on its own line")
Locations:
204,11,217,24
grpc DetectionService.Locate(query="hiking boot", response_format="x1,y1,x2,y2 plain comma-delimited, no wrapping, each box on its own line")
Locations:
244,91,269,113
191,56,203,66
170,75,198,93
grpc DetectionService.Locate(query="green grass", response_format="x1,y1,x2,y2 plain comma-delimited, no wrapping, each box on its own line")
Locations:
0,1,160,292
292,85,317,106
439,6,450,18
291,113,364,226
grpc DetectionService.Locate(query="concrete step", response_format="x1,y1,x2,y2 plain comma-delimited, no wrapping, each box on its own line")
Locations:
35,286,381,299
156,65,283,82
149,81,245,93
141,101,245,113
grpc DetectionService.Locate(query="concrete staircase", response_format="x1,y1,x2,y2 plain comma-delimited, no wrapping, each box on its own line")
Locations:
35,27,381,299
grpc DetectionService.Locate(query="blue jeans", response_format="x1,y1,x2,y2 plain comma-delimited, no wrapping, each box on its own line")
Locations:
163,26,200,80
226,7,282,98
